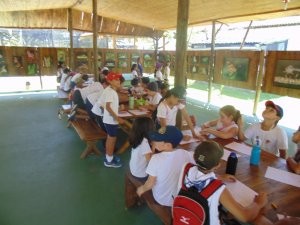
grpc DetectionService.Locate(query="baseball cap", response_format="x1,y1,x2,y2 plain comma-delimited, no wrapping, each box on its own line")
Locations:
194,141,224,170
265,100,284,118
147,81,158,92
170,86,186,100
149,126,183,148
106,72,122,81
101,67,109,72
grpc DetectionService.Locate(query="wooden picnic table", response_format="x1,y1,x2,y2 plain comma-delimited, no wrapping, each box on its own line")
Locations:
181,138,300,222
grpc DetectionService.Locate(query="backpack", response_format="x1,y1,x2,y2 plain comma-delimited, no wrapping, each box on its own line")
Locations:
172,163,223,225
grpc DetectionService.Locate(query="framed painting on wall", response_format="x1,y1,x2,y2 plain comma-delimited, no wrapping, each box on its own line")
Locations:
57,50,66,63
13,56,23,68
273,59,300,89
222,57,249,82
0,50,8,75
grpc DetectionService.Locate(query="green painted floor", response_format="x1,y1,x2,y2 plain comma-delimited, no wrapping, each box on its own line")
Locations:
0,92,296,225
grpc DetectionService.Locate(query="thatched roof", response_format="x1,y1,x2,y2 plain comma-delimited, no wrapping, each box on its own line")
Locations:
0,0,299,33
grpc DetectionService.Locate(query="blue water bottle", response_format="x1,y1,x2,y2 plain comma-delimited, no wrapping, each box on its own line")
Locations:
250,136,261,166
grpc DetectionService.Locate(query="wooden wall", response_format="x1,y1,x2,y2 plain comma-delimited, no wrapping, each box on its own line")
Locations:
264,51,300,98
1,46,300,98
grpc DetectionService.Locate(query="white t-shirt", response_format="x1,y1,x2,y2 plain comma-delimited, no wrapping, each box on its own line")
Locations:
63,76,72,91
87,90,104,106
59,73,68,89
91,93,105,116
156,101,185,126
129,138,152,178
178,165,225,225
155,70,163,80
132,70,138,78
80,82,103,104
71,73,81,82
102,86,119,125
148,92,162,106
146,149,195,206
164,66,170,79
216,120,238,132
245,123,288,156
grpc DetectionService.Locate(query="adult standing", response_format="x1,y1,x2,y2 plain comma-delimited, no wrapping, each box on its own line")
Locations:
137,57,143,77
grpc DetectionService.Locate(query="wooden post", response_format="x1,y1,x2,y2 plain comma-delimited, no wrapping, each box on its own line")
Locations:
240,21,253,50
92,0,98,81
68,8,74,70
253,51,265,115
208,20,216,104
174,0,189,87
112,36,116,49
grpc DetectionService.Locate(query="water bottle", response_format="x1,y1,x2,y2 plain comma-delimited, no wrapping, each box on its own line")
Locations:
226,152,238,175
250,136,261,166
129,96,134,109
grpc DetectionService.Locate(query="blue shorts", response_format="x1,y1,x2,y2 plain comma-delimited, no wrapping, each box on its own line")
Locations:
104,123,118,137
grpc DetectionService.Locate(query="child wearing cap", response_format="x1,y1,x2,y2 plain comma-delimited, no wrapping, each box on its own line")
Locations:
101,72,124,168
178,141,268,225
238,100,288,159
286,126,300,174
140,81,162,111
136,126,195,206
156,86,197,137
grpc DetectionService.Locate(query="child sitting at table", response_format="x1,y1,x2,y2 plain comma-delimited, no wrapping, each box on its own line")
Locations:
129,117,154,182
200,105,241,139
131,63,138,78
141,77,150,89
102,72,124,168
136,126,195,206
130,78,144,97
156,86,197,137
159,82,169,98
238,100,288,159
140,82,162,112
287,125,300,174
177,141,268,225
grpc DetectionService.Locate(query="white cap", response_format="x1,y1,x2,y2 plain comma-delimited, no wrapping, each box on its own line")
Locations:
101,67,109,72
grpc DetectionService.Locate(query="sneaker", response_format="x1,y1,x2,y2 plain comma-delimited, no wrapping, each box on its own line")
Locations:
104,156,122,168
67,110,77,121
71,104,78,113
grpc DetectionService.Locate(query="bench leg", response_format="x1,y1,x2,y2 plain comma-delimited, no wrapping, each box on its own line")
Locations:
125,174,139,209
80,141,101,159
116,140,130,155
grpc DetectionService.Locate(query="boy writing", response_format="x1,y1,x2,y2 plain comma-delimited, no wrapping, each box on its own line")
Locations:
238,100,288,159
136,126,194,206
102,72,124,168
182,141,267,224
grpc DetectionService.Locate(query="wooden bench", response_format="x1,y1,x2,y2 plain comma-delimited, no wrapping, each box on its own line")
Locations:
70,119,107,159
125,172,172,225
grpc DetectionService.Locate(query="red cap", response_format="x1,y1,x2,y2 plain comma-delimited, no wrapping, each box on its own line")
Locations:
265,100,283,118
106,72,122,81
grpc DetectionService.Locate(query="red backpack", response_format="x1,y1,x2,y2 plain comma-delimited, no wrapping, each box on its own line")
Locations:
172,163,223,225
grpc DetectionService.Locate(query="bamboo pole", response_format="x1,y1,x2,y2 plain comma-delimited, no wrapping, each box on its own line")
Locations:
174,0,189,87
68,8,74,70
208,20,216,104
253,50,265,115
92,0,98,81
240,21,253,50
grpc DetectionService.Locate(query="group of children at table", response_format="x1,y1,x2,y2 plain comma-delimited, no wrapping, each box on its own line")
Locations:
61,67,300,225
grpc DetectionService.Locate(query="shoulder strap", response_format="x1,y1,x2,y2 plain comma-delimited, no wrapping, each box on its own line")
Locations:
181,163,195,191
200,179,223,199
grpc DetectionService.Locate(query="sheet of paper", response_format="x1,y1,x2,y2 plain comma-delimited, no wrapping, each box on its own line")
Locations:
265,167,300,188
62,104,71,110
221,149,241,161
180,127,202,145
225,142,252,156
225,180,257,207
118,111,132,117
128,109,149,116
